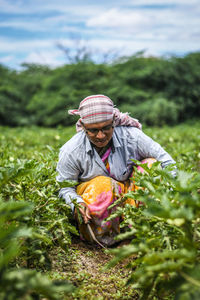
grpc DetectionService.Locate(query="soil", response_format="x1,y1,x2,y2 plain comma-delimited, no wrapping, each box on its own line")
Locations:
50,236,139,299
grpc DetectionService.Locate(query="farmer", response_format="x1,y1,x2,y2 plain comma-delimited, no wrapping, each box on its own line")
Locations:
56,95,176,246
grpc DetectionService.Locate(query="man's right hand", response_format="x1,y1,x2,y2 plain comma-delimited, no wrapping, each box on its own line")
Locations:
74,202,91,224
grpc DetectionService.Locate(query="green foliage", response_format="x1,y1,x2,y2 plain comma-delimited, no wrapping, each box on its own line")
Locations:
26,62,110,126
0,199,74,300
0,52,200,127
121,97,179,126
0,126,78,252
0,126,77,299
106,157,200,299
0,122,199,299
1,269,74,300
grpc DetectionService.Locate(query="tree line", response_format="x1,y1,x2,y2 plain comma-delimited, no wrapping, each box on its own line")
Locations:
0,51,199,127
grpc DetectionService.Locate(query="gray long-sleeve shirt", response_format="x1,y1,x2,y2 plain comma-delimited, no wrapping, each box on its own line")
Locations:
56,126,176,210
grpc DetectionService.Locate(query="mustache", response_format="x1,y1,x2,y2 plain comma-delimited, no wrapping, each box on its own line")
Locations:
95,139,106,142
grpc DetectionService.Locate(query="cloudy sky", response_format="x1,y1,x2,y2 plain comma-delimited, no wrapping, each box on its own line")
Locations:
0,0,199,69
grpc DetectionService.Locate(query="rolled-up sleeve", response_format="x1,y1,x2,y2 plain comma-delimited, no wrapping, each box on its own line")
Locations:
56,149,84,211
136,130,176,174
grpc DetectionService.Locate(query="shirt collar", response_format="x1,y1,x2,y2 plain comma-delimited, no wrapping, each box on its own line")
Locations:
112,129,121,149
85,134,94,154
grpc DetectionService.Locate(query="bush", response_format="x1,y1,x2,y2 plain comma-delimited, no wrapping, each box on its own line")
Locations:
120,97,179,126
106,162,200,299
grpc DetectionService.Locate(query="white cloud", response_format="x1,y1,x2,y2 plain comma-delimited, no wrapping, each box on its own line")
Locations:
85,5,200,45
24,50,64,66
0,36,91,58
87,8,150,29
0,0,199,69
1,33,199,70
85,36,199,58
0,20,47,32
0,0,26,13
0,14,78,32
127,0,199,5
0,0,199,18
0,38,55,52
0,54,15,63
0,0,104,20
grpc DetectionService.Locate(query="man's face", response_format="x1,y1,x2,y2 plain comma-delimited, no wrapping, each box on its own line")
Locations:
82,119,114,148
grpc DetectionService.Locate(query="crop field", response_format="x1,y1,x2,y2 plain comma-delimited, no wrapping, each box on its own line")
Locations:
0,122,200,300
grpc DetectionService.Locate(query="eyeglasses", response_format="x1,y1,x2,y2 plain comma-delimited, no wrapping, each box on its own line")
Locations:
82,122,114,136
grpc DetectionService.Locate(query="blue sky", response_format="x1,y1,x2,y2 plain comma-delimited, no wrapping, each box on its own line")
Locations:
0,0,199,69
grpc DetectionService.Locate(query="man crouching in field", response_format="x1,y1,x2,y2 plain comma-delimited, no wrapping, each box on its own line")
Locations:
56,95,176,247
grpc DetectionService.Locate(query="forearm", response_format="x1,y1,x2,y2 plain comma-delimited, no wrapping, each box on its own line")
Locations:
56,169,84,211
159,153,177,177
56,152,84,211
137,130,176,175
152,143,175,167
138,131,174,163
58,186,84,211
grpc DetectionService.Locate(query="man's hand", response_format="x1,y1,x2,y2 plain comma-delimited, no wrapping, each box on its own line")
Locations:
74,202,91,224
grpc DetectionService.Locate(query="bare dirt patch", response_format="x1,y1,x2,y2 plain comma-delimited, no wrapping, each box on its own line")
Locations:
49,236,139,299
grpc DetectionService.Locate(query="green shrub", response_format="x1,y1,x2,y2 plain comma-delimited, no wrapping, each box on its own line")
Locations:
106,162,200,299
121,97,179,126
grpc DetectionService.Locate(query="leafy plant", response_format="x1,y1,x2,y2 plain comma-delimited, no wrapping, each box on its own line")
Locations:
106,161,200,299
0,199,74,300
0,135,76,299
0,122,199,299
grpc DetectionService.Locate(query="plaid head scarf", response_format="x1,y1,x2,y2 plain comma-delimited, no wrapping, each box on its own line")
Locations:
68,94,142,132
